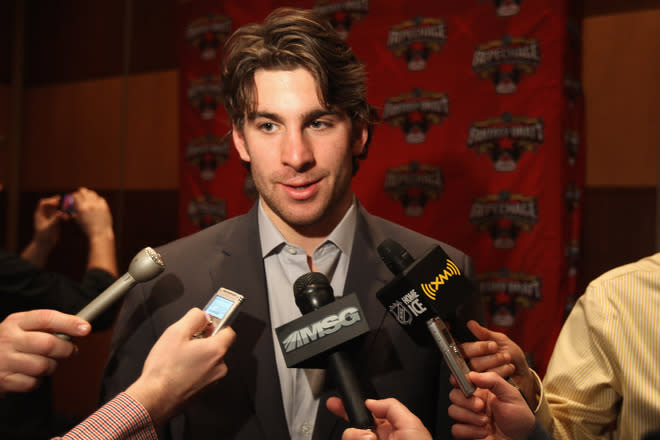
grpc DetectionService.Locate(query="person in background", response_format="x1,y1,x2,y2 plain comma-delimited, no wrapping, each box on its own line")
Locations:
1,187,119,439
459,252,660,440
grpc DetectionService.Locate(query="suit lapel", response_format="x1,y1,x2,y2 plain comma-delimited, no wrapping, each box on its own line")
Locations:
208,205,290,439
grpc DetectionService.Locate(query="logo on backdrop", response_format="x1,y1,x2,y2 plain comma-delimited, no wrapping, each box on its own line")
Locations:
564,183,581,212
187,75,223,120
387,17,447,71
470,190,538,249
566,240,580,276
478,268,542,327
185,134,230,181
185,15,232,60
491,0,522,17
564,129,579,166
472,36,541,94
382,89,449,144
313,0,369,40
564,73,582,110
384,161,444,217
467,113,544,172
188,194,226,229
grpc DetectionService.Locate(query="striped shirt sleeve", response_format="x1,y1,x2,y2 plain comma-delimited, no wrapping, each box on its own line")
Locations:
53,392,158,440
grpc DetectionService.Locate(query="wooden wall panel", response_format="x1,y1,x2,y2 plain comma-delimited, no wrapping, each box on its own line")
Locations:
0,85,9,188
583,8,660,186
22,78,123,190
581,187,657,289
124,71,179,189
25,0,125,86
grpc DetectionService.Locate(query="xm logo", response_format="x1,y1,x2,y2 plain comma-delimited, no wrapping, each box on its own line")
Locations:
282,307,361,352
421,260,461,300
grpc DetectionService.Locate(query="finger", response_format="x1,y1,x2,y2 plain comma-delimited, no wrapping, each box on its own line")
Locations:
448,403,489,426
175,308,211,337
16,330,79,359
364,398,422,429
18,310,91,337
469,353,513,373
6,351,58,377
469,371,523,402
209,326,237,351
341,427,377,440
0,372,44,394
467,320,492,341
326,396,348,421
451,422,489,439
40,195,61,208
448,388,485,411
461,340,499,359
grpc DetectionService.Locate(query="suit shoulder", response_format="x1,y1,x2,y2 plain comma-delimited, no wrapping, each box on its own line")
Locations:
362,210,471,262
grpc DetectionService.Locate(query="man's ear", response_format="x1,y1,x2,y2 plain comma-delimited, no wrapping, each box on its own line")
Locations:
232,126,251,162
352,125,368,156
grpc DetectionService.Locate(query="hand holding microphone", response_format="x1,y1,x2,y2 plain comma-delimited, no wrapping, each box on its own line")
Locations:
376,238,475,397
275,272,374,430
58,246,165,339
293,272,374,430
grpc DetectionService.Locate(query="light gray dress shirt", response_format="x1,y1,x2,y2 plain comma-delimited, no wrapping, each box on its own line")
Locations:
258,200,357,440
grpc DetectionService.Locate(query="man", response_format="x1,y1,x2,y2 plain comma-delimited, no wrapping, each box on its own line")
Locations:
102,8,483,440
461,253,660,440
1,187,119,439
53,309,235,440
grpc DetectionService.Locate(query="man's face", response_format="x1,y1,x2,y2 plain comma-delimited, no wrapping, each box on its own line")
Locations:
233,68,367,237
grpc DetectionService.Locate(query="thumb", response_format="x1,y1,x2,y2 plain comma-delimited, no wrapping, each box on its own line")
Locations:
468,372,520,402
176,308,210,337
467,320,493,341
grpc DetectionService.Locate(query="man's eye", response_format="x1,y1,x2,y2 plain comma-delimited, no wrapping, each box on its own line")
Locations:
310,120,329,129
259,122,276,132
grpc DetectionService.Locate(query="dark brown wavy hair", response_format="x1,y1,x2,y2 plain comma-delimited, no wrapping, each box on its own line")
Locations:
221,7,378,174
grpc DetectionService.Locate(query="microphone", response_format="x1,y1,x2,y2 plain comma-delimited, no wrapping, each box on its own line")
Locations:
291,272,374,430
58,247,165,339
376,239,475,397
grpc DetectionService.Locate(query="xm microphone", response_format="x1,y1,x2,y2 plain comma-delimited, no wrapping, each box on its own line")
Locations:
287,272,374,430
376,239,475,397
58,247,165,340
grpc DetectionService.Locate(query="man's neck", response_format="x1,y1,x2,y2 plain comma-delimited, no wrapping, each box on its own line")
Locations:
260,198,354,256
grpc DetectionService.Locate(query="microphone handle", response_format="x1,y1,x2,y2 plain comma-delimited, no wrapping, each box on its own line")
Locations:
56,273,136,340
327,351,375,430
77,272,136,322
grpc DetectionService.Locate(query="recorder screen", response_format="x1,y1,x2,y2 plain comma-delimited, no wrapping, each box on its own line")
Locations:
206,296,234,319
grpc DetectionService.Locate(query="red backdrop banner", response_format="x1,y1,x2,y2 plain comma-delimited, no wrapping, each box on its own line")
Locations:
177,0,585,375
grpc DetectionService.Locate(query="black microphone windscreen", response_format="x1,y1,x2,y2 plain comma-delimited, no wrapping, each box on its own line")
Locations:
294,272,335,314
377,238,415,275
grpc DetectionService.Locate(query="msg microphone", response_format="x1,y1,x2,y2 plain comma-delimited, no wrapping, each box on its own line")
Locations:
291,272,374,430
58,247,165,340
376,238,475,397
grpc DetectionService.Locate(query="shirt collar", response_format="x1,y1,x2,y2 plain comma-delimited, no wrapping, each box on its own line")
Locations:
258,198,357,259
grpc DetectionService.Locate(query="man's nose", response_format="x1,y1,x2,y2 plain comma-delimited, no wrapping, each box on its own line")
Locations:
281,130,314,170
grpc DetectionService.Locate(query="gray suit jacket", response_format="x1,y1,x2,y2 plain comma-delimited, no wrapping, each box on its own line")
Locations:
101,203,484,439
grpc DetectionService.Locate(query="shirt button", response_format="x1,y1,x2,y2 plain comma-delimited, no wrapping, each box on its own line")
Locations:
287,247,298,255
301,423,313,434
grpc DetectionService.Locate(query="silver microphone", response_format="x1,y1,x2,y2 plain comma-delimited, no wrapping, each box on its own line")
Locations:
58,247,165,339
